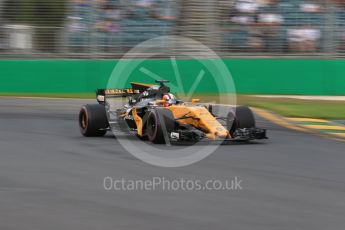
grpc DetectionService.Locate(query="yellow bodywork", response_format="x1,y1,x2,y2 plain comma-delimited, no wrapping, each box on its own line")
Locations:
132,107,143,136
131,103,230,139
167,105,230,139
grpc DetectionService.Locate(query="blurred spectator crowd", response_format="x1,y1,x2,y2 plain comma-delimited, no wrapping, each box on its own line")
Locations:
220,0,345,53
67,0,179,53
1,0,345,55
64,0,345,54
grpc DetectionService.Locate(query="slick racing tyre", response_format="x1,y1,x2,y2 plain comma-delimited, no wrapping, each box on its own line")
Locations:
227,106,255,134
146,108,175,144
79,104,108,137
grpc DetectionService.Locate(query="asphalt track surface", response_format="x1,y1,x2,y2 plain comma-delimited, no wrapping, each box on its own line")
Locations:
1,98,345,230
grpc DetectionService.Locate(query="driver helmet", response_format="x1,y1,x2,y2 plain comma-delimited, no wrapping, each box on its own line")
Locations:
162,93,177,107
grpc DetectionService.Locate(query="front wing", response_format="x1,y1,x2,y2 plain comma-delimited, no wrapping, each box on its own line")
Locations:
169,127,267,143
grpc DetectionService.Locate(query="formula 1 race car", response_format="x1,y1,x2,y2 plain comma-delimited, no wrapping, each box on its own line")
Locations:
78,80,267,143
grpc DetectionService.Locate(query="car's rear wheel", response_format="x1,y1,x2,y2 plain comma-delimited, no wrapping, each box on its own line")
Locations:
146,109,175,144
227,106,255,135
79,104,108,137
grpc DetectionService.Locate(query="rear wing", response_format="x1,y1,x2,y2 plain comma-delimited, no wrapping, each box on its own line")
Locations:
96,82,157,103
96,88,140,104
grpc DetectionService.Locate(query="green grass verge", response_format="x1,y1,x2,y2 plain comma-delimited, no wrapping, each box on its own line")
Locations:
239,96,345,120
1,93,345,120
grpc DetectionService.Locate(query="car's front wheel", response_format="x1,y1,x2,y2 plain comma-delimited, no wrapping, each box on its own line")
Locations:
227,106,256,135
146,109,175,144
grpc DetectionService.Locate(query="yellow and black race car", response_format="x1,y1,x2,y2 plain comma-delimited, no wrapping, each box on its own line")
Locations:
79,80,267,143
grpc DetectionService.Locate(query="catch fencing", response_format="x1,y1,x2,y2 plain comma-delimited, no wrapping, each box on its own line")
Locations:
0,0,344,58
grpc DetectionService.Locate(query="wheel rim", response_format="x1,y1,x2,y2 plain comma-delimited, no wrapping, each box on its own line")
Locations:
80,110,88,129
147,114,156,138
